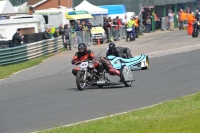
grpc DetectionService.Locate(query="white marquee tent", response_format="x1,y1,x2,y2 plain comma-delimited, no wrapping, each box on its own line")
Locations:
74,0,108,25
0,0,17,14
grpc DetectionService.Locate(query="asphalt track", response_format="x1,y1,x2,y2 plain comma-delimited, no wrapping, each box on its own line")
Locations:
1,33,200,133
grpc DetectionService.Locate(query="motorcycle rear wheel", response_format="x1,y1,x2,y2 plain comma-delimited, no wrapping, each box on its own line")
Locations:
76,71,86,91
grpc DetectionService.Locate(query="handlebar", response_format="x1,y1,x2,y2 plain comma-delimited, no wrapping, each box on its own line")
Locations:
74,60,94,65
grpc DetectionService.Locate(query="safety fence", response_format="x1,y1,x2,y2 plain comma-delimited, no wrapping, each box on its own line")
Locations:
69,31,92,48
107,25,127,41
161,17,170,30
68,26,127,48
0,37,63,66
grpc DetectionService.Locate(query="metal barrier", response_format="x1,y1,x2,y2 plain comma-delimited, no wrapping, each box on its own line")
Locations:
108,25,127,42
69,31,91,48
0,37,63,66
161,17,170,31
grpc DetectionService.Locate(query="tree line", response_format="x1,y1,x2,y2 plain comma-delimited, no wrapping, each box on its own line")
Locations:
9,0,28,6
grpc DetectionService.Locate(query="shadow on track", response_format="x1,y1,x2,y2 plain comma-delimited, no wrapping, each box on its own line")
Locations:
68,85,127,91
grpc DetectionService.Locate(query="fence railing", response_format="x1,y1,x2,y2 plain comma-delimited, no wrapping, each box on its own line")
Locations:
69,31,91,48
0,37,63,66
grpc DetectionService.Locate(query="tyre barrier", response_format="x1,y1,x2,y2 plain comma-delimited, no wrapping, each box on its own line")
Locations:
0,37,63,66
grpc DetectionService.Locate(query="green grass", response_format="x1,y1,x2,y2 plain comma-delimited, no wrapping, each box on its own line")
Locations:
38,92,200,133
0,55,48,79
0,48,67,80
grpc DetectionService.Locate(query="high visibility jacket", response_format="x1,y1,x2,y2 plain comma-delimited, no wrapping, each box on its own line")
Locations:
127,19,136,28
179,12,184,21
154,13,158,21
187,14,196,21
135,18,139,27
182,12,188,20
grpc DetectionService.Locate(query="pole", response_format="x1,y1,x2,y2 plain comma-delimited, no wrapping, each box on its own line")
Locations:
58,0,60,8
174,4,178,28
163,5,166,17
152,9,155,32
139,0,143,34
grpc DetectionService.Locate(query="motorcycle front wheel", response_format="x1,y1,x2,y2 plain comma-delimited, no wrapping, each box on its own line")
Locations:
76,70,86,91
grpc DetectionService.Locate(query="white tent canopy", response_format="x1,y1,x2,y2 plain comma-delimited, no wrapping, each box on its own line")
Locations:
0,0,17,14
74,0,108,15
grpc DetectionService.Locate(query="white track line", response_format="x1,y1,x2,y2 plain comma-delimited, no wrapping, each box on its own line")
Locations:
32,93,196,133
31,102,163,133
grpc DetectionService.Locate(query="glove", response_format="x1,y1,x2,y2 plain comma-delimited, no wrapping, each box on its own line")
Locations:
71,60,76,65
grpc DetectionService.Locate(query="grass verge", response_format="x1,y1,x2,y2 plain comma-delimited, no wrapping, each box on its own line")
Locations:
38,92,200,133
0,48,67,80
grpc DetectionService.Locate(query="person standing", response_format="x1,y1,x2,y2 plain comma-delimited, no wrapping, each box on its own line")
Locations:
195,9,200,21
178,9,184,30
53,28,60,38
134,16,140,37
187,12,196,35
154,12,159,29
168,10,175,31
43,28,51,39
12,28,24,46
146,15,152,33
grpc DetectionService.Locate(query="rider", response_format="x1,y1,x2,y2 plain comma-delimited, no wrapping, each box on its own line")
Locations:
71,43,122,80
127,16,136,39
106,43,132,58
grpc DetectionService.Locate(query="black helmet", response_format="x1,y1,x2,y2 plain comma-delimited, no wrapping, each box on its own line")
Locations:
109,43,116,51
78,43,87,53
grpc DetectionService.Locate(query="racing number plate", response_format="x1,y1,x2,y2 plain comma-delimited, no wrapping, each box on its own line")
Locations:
122,66,134,81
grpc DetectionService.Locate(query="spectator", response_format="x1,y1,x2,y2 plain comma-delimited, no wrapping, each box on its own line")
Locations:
43,28,51,39
178,9,184,30
154,12,159,29
134,16,141,37
146,15,152,33
123,15,128,25
76,24,83,31
195,9,200,21
64,24,71,40
53,28,60,38
168,10,175,31
58,23,64,35
64,24,71,48
115,16,122,40
12,28,24,46
49,28,53,38
103,17,111,42
86,22,92,30
82,21,88,31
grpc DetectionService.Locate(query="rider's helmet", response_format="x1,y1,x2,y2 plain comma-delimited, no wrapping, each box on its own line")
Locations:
109,43,116,52
78,43,87,53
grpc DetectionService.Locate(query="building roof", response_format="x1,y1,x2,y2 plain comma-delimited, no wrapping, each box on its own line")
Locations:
27,0,47,7
0,0,17,14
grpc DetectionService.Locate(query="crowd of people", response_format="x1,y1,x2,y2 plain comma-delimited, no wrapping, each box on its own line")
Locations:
103,15,141,41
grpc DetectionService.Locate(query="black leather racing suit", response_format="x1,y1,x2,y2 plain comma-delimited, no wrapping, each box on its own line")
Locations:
106,47,132,58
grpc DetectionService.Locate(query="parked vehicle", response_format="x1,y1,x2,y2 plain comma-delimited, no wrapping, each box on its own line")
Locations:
0,15,46,40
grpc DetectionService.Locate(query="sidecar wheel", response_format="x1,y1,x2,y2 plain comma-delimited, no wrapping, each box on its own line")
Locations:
124,81,133,87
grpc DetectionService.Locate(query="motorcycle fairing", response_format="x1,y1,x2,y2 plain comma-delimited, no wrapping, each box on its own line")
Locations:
107,54,148,70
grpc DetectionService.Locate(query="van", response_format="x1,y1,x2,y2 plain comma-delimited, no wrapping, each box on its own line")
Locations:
66,10,107,44
0,15,46,40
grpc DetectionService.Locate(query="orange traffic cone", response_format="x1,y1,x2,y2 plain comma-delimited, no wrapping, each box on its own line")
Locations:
97,38,100,45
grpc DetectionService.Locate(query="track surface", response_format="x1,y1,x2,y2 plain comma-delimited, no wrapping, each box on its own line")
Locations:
0,31,200,133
